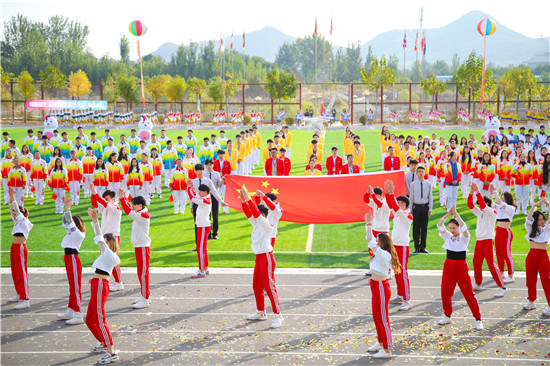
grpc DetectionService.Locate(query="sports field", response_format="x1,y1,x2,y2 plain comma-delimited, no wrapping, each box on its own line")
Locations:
0,125,532,270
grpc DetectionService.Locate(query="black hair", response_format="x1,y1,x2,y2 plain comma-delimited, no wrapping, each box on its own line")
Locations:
448,218,459,227
258,205,269,217
86,146,92,150
396,195,409,208
502,191,515,207
204,159,213,165
461,148,472,164
409,159,418,165
128,158,140,174
266,192,277,201
132,195,147,207
267,139,273,143
167,140,172,145
331,147,338,151
483,195,492,207
204,137,210,141
416,166,425,171
27,129,33,133
198,184,210,193
109,152,117,163
195,164,204,171
529,211,546,238
373,187,383,195
103,190,116,199
543,153,550,185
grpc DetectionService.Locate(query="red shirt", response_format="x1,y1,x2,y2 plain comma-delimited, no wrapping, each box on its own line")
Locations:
384,155,401,171
265,158,284,176
326,155,343,175
341,164,360,174
280,157,291,176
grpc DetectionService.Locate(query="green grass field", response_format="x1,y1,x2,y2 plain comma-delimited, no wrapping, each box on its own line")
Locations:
0,125,533,271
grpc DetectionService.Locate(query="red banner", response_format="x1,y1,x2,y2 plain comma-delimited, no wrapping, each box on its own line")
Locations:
225,170,406,224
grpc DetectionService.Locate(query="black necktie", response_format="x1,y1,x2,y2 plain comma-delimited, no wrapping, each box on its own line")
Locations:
199,179,202,187
421,181,424,199
412,174,415,182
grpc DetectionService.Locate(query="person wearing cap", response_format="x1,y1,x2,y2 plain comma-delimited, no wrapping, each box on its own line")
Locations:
326,147,342,175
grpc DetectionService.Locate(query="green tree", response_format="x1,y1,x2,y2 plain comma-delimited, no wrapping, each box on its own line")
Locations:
360,56,396,105
207,80,224,108
452,50,495,114
146,74,171,110
187,77,207,101
120,35,130,63
165,75,186,108
17,71,36,123
116,74,139,111
264,68,298,109
420,73,448,110
1,66,15,96
501,65,538,112
334,43,363,83
38,65,66,92
102,73,119,109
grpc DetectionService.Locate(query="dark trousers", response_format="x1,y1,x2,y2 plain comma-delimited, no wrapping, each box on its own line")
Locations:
209,197,219,237
412,204,429,250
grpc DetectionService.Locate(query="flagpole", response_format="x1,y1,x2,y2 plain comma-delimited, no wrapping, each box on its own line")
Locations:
315,34,318,82
243,32,246,82
403,31,406,73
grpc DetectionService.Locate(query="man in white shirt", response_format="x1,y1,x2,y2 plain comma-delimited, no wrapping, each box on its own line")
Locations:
405,159,418,196
204,159,223,240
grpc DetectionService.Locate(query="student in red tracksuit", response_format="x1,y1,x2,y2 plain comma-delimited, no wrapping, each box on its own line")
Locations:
187,180,212,278
383,146,400,171
437,206,484,331
365,210,401,359
522,200,550,316
254,190,282,248
57,197,86,325
118,189,151,309
492,190,516,284
326,147,343,175
467,183,507,297
363,185,391,276
264,148,283,176
7,187,33,310
384,180,413,311
240,187,284,328
86,208,121,365
91,184,123,291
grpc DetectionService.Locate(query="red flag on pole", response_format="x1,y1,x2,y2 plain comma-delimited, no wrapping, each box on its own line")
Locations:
330,18,333,36
403,32,407,49
414,31,418,51
314,17,318,36
225,171,406,224
220,36,224,54
230,33,233,50
243,32,245,50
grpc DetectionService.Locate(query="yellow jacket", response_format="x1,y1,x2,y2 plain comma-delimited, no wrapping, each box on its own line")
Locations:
306,146,323,164
227,148,238,170
303,169,322,176
352,148,365,168
262,147,271,163
285,132,292,147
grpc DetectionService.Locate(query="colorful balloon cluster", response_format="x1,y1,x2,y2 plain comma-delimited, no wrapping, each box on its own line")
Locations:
477,17,496,37
129,20,147,37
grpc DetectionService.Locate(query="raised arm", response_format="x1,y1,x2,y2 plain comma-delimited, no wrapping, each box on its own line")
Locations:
88,208,107,253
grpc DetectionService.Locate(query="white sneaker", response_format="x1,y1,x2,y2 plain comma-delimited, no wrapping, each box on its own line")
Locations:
57,308,75,320
389,296,403,304
438,316,452,325
364,269,372,277
8,295,20,303
504,277,515,284
132,297,150,309
475,320,484,330
271,314,284,328
495,288,507,298
205,269,210,276
97,352,119,364
14,300,29,310
174,211,179,215
247,311,268,321
523,301,536,310
66,312,84,325
372,349,392,358
398,301,412,311
191,270,206,278
367,343,383,352
132,296,143,304
91,343,107,353
543,307,550,317
472,283,483,291
110,282,124,292
522,211,528,215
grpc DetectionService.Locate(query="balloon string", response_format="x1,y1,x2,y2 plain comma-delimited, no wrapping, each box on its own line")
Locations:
137,39,145,107
480,36,486,106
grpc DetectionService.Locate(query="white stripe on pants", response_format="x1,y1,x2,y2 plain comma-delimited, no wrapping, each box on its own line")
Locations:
69,181,80,205
172,190,187,213
445,185,459,210
33,179,45,204
515,184,529,212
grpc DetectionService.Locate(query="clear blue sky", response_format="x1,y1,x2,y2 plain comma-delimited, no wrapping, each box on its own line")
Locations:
3,0,549,60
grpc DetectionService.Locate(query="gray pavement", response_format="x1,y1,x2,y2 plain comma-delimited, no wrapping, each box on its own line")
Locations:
1,268,549,365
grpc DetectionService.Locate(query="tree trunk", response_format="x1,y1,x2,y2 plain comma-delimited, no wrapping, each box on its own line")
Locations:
24,101,27,124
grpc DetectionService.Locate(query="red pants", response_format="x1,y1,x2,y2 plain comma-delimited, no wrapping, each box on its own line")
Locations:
135,247,150,299
526,249,550,305
253,252,281,314
441,259,481,319
271,237,276,248
495,227,514,276
10,243,29,300
395,246,410,301
473,239,504,287
112,236,122,283
369,230,388,256
86,278,113,347
63,254,82,313
370,278,392,349
197,226,211,271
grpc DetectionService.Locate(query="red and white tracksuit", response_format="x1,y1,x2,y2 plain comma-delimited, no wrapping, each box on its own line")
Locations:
61,210,86,313
253,195,282,249
10,203,33,300
494,201,515,277
243,199,281,314
467,193,504,287
363,193,390,255
524,217,550,306
86,278,113,346
120,196,151,299
438,222,481,320
386,193,412,301
188,187,212,271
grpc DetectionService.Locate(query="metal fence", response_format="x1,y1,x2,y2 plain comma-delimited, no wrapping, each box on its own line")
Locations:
2,81,549,124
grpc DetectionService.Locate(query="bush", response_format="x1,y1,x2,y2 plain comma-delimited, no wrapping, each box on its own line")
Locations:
243,115,251,125
159,114,165,124
359,115,366,125
285,116,295,126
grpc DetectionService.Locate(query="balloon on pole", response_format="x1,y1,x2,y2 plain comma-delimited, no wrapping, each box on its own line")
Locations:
477,17,496,105
129,20,148,107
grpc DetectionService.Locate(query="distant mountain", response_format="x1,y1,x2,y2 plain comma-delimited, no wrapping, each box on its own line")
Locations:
359,10,549,67
149,11,548,67
149,26,296,62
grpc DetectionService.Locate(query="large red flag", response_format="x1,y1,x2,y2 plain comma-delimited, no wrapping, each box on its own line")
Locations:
225,171,406,224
